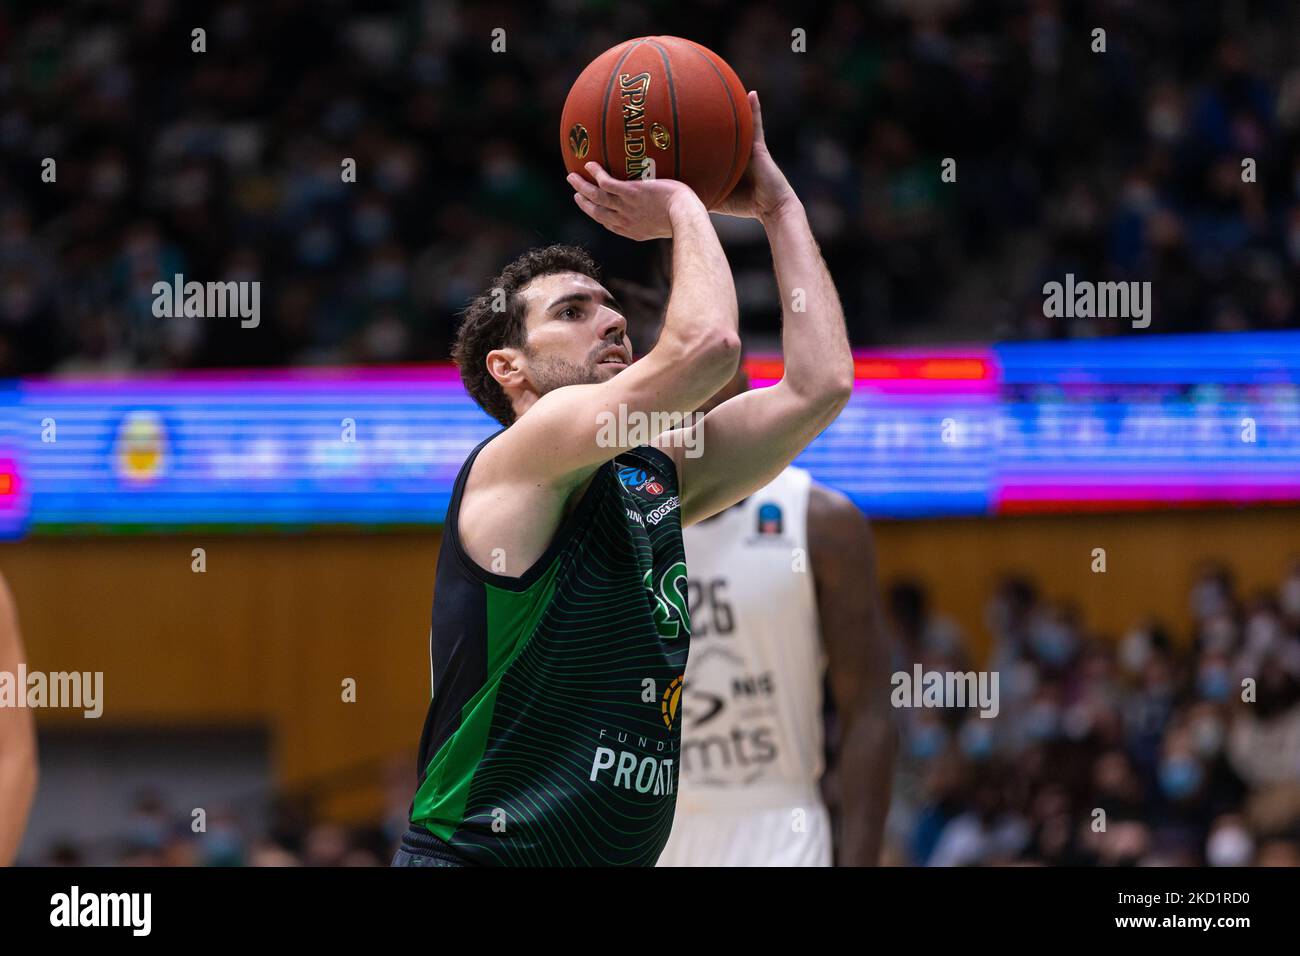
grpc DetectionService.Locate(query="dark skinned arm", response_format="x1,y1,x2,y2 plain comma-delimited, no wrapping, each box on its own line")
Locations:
808,483,896,866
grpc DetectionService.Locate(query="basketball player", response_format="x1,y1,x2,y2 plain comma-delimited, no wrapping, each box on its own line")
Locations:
654,359,896,866
0,573,38,865
396,92,854,866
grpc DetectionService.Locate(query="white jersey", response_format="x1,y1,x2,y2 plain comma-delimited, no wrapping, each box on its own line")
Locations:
657,466,831,866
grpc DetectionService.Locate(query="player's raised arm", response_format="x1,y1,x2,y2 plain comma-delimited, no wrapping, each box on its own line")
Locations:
470,167,740,494
657,91,856,525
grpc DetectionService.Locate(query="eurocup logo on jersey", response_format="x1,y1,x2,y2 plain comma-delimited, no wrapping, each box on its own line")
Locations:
618,465,663,497
746,501,793,546
757,502,783,535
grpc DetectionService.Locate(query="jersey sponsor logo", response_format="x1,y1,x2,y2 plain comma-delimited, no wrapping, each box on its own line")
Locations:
683,672,776,727
590,747,676,796
624,507,645,525
617,465,663,497
680,724,778,778
661,674,683,728
679,671,782,783
645,495,679,526
590,728,677,797
643,562,690,639
684,685,724,724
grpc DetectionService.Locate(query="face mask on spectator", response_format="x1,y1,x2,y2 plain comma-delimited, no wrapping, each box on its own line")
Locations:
128,815,167,851
1206,825,1254,866
1245,612,1282,652
1197,664,1232,701
1201,614,1237,652
297,225,337,267
355,206,392,245
201,825,244,866
959,719,994,760
1192,715,1225,756
1031,618,1077,666
1158,757,1203,800
1191,579,1228,620
1119,628,1152,674
984,595,1016,640
1024,702,1060,741
368,262,407,299
1281,575,1300,618
1009,659,1040,700
909,722,948,760
1062,702,1095,741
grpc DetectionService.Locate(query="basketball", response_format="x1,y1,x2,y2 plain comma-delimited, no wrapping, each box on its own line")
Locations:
560,36,754,210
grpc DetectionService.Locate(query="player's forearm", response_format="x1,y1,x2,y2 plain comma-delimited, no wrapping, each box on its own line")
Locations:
0,736,37,865
836,705,896,866
0,580,37,865
762,200,853,412
0,645,37,865
659,193,740,358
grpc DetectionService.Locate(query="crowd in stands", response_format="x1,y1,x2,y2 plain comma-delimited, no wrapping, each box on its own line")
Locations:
2,0,1299,379
878,561,1300,866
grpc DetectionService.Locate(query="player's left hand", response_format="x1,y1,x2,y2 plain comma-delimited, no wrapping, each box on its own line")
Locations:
709,91,799,221
567,162,700,241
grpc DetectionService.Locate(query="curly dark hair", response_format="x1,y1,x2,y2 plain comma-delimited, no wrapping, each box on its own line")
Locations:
451,244,602,427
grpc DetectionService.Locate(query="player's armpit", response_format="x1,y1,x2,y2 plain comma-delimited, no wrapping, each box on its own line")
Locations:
660,376,850,528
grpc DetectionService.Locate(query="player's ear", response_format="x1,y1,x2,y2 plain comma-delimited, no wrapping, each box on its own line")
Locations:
486,347,527,389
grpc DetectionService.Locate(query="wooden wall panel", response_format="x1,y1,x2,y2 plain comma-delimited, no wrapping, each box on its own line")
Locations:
3,506,1298,807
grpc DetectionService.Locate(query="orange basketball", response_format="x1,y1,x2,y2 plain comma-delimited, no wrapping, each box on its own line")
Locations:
560,36,753,210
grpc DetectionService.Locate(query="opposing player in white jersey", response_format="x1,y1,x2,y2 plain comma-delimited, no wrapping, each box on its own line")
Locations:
654,357,896,866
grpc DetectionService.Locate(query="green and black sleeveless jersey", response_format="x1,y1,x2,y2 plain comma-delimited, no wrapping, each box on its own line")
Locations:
408,429,691,866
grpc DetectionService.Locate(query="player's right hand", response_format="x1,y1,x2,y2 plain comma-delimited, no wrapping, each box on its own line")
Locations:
568,162,702,241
